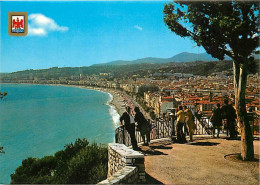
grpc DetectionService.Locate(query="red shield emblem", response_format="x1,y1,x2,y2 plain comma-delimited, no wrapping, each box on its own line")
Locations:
8,12,28,36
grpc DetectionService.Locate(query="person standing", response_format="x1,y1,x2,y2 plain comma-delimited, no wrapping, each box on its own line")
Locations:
120,106,139,150
134,107,150,146
184,106,196,142
221,99,237,139
210,103,222,138
175,106,186,143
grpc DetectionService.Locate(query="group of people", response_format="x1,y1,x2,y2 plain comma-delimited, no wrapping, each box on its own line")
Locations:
210,99,237,139
120,106,150,151
120,99,237,149
175,99,237,143
175,106,196,143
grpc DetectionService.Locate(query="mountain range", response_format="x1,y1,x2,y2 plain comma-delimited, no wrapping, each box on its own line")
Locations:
95,52,232,66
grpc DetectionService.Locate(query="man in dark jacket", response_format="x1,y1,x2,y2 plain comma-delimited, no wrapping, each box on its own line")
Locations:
120,106,139,150
211,103,222,138
221,99,237,138
134,107,150,146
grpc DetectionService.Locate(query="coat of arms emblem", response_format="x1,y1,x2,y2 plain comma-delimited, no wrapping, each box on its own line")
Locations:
8,12,28,36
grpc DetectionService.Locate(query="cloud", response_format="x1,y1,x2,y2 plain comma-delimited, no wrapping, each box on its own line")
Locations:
28,13,68,36
134,25,143,31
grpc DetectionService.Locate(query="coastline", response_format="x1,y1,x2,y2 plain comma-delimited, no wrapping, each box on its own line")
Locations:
0,83,125,114
0,83,147,125
78,85,151,120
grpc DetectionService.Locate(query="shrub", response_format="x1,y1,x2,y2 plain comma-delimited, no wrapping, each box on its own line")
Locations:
10,138,108,184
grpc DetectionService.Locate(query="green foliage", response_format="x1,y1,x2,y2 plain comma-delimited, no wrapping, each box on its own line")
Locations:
10,138,108,184
0,91,7,100
163,1,259,62
163,0,259,161
138,85,159,96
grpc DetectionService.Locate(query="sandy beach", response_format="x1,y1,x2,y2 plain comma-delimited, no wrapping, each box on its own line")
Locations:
99,87,151,120
77,86,152,123
45,84,127,116
82,86,147,118
96,88,127,116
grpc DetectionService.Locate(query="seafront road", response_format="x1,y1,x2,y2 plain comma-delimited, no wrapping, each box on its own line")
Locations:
142,136,259,185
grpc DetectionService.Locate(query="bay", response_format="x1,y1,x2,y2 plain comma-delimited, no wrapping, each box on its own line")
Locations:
0,84,119,184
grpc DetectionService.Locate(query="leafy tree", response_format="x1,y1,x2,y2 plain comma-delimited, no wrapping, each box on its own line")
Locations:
137,85,159,96
163,1,259,160
10,138,108,184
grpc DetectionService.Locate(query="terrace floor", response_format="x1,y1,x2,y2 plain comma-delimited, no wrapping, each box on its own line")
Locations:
141,135,260,185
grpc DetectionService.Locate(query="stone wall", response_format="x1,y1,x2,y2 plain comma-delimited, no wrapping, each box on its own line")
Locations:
98,143,145,184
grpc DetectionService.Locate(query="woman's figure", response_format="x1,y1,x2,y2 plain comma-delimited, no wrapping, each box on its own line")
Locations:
175,106,186,143
134,107,150,146
184,106,196,142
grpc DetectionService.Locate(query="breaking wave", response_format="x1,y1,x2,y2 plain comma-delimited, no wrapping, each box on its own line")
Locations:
106,93,120,128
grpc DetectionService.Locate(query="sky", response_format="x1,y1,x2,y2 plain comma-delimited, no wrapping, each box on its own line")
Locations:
0,0,205,73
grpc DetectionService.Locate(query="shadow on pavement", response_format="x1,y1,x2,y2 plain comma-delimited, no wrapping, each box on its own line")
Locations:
190,136,222,141
143,173,164,184
141,148,168,156
225,136,241,141
150,145,173,150
188,141,220,146
225,153,260,163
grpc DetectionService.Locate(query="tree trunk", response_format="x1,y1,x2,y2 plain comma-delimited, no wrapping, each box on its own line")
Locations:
235,62,254,160
233,61,239,108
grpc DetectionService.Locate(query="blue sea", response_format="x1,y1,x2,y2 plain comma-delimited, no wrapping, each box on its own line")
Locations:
0,84,120,184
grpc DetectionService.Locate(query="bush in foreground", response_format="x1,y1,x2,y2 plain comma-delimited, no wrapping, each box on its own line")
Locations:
10,138,108,184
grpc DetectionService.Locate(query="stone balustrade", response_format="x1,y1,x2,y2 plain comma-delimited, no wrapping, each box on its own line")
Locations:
98,143,145,184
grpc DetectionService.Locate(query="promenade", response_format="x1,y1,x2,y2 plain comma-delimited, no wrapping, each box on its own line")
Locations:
141,136,259,185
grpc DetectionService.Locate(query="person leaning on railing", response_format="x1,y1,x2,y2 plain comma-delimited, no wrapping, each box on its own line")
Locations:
120,106,140,151
134,106,151,146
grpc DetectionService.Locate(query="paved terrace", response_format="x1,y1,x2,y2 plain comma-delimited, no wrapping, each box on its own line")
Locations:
140,136,259,185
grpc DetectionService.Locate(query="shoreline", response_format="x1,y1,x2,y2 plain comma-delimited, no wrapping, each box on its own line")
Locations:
0,83,125,114
77,85,151,120
0,83,149,124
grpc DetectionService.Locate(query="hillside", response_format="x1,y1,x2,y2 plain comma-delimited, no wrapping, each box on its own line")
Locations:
0,60,237,82
0,57,259,83
95,52,232,66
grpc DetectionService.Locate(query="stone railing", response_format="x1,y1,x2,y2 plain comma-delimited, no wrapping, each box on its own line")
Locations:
98,143,145,185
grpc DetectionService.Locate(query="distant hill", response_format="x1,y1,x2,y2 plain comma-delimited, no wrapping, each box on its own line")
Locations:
95,52,232,66
1,59,258,83
168,52,221,62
